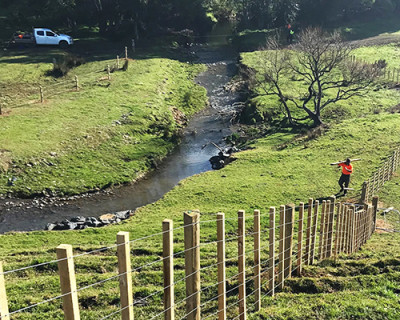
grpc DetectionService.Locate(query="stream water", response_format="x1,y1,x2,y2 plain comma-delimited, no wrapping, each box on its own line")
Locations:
0,44,241,233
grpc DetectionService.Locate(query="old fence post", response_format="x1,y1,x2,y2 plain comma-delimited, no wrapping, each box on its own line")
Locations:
304,198,313,265
254,210,261,311
372,196,379,232
125,46,128,60
238,210,247,320
117,55,120,69
163,220,175,320
310,200,319,265
75,75,79,91
39,86,44,103
0,262,9,320
217,213,226,320
278,205,286,290
297,202,304,276
184,212,201,320
284,204,295,279
268,207,276,297
57,244,80,320
107,65,111,81
117,232,134,320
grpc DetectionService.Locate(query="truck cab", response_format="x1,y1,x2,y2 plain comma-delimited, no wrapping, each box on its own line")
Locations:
33,28,73,47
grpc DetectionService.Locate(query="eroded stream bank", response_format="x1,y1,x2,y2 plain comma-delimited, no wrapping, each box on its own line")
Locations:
0,45,243,233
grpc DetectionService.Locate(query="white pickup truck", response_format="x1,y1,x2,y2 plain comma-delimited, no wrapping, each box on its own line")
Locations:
10,28,73,48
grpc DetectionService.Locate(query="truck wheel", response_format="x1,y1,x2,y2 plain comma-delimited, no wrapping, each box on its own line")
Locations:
59,41,68,49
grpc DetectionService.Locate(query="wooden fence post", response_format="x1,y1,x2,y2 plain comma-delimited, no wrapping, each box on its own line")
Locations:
57,244,80,320
254,210,261,311
107,65,111,81
117,232,134,320
184,212,201,320
323,200,331,258
163,220,175,320
304,199,313,265
372,196,379,232
238,210,247,320
284,204,295,279
125,46,128,60
326,197,336,258
296,202,304,276
350,207,356,253
318,201,326,259
75,75,79,91
39,86,44,103
268,207,276,297
361,181,368,203
310,200,319,265
117,55,120,69
0,262,10,320
278,205,286,289
216,213,226,320
334,203,342,256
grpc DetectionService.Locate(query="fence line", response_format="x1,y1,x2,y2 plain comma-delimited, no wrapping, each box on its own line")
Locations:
361,147,400,203
0,47,131,112
0,197,379,320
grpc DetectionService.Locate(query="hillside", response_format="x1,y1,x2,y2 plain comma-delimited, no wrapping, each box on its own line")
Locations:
1,32,400,319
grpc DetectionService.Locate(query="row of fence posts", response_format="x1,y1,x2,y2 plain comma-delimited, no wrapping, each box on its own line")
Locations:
361,148,400,203
36,46,131,104
349,55,400,84
0,196,379,320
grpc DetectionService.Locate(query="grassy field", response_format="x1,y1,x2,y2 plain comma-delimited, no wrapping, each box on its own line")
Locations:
1,33,400,319
0,47,206,196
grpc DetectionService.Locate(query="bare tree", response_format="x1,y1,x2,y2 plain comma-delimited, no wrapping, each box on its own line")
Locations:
252,27,383,127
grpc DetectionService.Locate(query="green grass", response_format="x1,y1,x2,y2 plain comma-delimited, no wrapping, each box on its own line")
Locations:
240,46,400,126
1,33,400,319
0,49,206,196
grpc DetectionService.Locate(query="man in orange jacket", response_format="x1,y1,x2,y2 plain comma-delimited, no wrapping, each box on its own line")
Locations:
332,158,353,195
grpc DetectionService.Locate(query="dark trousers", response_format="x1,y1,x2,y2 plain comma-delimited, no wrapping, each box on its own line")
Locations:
338,174,350,193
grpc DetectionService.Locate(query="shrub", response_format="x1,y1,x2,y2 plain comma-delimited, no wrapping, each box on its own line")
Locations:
50,54,85,77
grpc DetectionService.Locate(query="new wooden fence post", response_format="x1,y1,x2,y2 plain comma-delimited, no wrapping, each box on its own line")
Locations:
39,86,44,103
217,213,226,320
323,200,331,258
326,197,336,258
296,202,304,276
184,212,201,320
372,196,379,232
75,75,79,91
254,210,261,311
163,220,175,320
310,200,319,265
284,204,295,279
278,205,286,290
117,55,120,69
268,207,276,296
117,232,134,320
304,199,313,265
318,201,326,260
57,244,80,320
125,46,128,60
0,262,9,320
334,203,342,256
350,207,356,253
238,210,247,320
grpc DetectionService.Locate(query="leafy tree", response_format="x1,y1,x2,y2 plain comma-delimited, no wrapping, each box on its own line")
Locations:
251,28,382,127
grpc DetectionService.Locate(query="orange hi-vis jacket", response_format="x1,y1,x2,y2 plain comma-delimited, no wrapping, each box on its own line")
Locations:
339,163,353,175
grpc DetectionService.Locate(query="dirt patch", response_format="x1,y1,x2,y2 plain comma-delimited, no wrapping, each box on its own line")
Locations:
170,107,187,126
376,219,394,233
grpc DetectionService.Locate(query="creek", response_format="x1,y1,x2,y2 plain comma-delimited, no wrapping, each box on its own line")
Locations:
0,43,243,233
